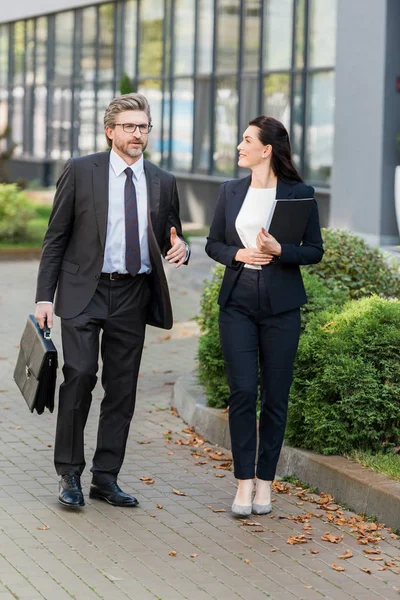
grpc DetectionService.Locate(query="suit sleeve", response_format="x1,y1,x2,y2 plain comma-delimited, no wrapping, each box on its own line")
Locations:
162,177,190,265
278,185,324,266
205,182,242,268
35,159,75,302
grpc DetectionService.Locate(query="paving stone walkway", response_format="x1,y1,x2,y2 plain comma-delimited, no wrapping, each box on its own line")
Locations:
0,239,399,600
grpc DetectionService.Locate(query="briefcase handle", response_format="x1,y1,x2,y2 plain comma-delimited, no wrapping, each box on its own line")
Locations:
43,319,52,341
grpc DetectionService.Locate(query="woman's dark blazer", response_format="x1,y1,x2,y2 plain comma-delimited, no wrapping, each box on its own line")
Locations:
205,175,324,315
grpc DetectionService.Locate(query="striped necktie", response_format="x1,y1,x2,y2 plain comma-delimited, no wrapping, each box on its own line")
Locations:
124,167,141,276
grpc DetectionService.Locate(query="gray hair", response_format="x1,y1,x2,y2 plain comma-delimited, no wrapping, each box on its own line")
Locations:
104,93,152,148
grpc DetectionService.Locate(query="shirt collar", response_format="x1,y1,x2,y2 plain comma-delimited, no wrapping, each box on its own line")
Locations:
110,149,144,180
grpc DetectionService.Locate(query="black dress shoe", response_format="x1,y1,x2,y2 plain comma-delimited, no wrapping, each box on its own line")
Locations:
89,481,139,507
58,472,85,508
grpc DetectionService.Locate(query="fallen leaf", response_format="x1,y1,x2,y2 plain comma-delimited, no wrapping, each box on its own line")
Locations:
137,440,152,445
361,568,371,574
377,566,387,571
213,462,232,470
251,529,265,533
384,561,398,567
173,489,187,496
195,460,208,465
332,563,345,572
214,473,226,478
310,549,320,554
167,451,174,455
37,525,49,530
182,427,195,434
140,476,155,485
270,549,277,552
212,508,226,513
321,533,343,544
169,551,177,556
102,572,124,581
156,504,163,509
208,452,231,461
241,521,262,527
368,557,384,562
164,429,172,436
149,514,156,518
159,335,171,342
244,559,250,564
190,553,198,558
338,549,353,559
287,535,309,545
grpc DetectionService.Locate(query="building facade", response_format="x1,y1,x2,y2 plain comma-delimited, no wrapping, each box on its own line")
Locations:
0,0,399,243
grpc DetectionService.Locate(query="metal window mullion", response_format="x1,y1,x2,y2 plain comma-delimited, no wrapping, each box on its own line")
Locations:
289,0,297,142
93,6,100,153
113,1,122,94
22,21,28,155
160,0,169,167
167,0,175,171
71,9,82,156
235,0,245,178
7,24,14,152
300,0,310,177
191,0,199,173
134,0,141,90
257,0,264,115
209,0,218,175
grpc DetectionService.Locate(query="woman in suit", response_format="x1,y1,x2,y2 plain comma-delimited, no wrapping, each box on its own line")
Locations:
205,116,323,517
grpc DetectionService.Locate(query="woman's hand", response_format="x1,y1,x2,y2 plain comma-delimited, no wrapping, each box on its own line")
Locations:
235,248,273,266
256,227,282,256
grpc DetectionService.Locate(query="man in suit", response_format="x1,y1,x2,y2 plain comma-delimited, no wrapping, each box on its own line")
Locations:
35,93,189,509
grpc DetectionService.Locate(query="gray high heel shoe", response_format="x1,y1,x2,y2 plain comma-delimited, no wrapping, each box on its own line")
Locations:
252,503,272,515
231,503,252,517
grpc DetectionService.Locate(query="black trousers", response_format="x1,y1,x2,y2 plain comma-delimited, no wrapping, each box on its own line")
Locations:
219,268,300,481
54,275,150,484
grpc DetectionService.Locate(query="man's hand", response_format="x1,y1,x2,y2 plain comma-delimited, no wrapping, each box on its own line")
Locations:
35,303,53,330
256,227,281,256
166,226,187,268
235,248,273,266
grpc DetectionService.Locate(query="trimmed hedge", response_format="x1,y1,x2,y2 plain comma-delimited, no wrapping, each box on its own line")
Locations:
286,296,400,454
0,184,35,242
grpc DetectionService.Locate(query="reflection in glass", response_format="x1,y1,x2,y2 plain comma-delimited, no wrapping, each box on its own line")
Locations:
264,0,293,70
34,18,47,157
0,24,9,132
244,2,261,71
263,74,290,130
138,80,162,164
52,12,74,159
305,71,335,184
13,22,24,86
81,8,97,83
171,79,193,170
96,84,114,151
309,0,337,68
193,76,211,172
124,0,137,79
197,0,214,75
291,73,303,169
216,0,240,73
174,0,194,76
139,0,164,76
239,75,258,136
35,17,47,86
214,76,238,175
99,4,115,82
78,86,96,155
54,12,74,85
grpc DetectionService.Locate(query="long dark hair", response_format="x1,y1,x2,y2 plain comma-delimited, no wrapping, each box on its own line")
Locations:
248,116,303,183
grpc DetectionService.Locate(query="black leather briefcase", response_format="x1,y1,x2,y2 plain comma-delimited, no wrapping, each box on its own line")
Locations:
13,315,58,414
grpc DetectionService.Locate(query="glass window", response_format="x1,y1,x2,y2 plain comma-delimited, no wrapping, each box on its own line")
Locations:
309,0,337,68
244,1,261,71
305,71,335,184
81,8,97,83
0,24,9,132
13,21,25,86
171,78,193,170
35,17,47,86
54,12,74,86
197,0,214,75
139,0,164,77
174,0,194,76
33,18,47,157
52,12,74,159
193,76,211,172
96,84,114,151
214,76,238,175
78,86,96,155
239,75,258,135
263,73,290,130
138,79,162,164
124,0,137,79
216,0,240,73
263,0,293,71
12,21,25,155
99,4,115,83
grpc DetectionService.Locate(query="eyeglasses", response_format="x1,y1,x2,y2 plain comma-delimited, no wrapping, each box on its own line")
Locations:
113,123,153,134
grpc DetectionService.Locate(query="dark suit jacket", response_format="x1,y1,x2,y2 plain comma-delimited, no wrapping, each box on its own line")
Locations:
205,176,324,315
35,152,187,329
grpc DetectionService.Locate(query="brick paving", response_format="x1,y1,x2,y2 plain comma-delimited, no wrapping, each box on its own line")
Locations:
0,238,399,600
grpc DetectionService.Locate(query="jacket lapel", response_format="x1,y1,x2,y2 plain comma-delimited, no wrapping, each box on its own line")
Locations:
93,152,110,251
276,179,295,199
230,175,251,247
144,160,160,228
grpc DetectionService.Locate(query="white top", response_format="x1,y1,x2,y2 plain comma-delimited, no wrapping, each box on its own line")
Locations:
235,186,277,270
102,149,151,274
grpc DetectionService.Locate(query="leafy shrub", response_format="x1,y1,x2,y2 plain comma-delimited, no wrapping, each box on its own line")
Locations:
286,296,400,455
0,184,35,242
300,270,347,331
307,228,400,299
119,73,135,95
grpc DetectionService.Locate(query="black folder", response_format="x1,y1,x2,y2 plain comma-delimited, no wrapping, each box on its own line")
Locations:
268,198,314,245
13,315,58,414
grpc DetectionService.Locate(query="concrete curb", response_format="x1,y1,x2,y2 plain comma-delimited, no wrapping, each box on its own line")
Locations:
173,372,400,531
0,248,41,261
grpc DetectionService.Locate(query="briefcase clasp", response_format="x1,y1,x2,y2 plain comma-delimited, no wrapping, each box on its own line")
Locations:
43,328,52,340
25,366,31,378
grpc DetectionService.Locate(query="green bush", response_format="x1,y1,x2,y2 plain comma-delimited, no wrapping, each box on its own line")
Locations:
300,270,347,331
286,296,400,455
0,184,35,242
307,228,400,299
119,73,135,95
